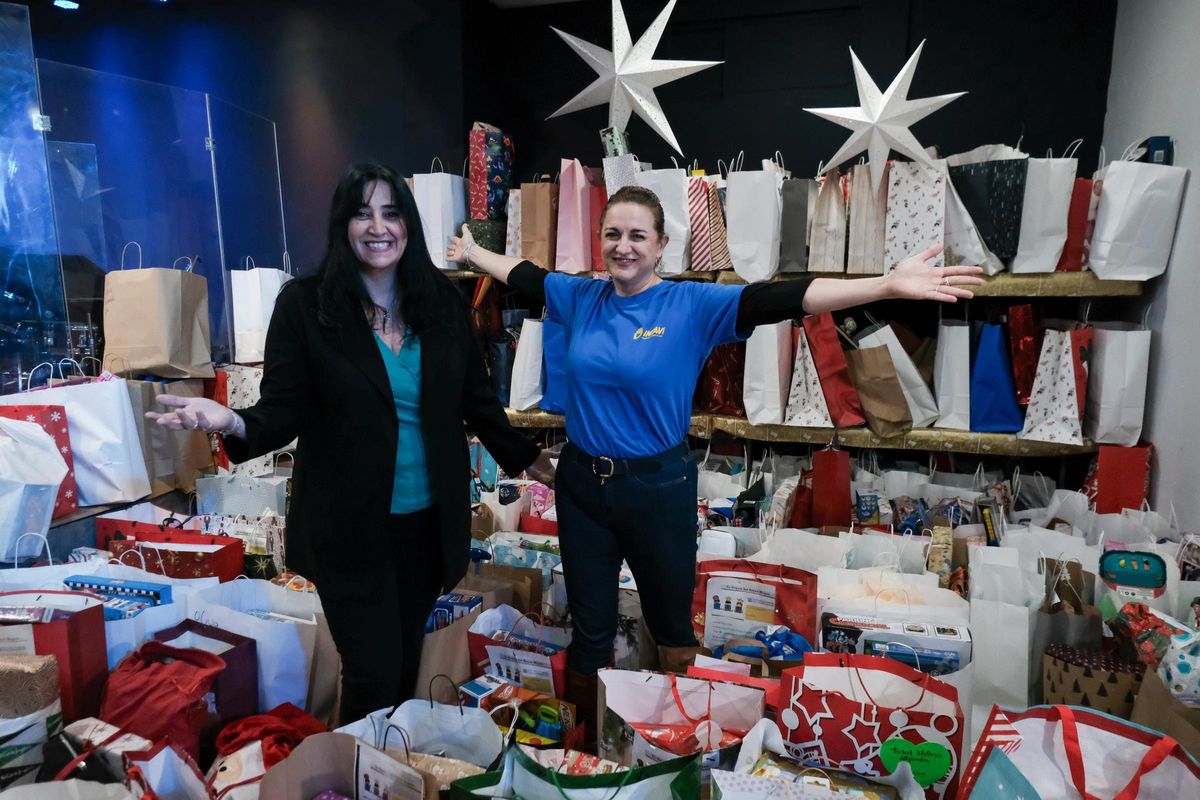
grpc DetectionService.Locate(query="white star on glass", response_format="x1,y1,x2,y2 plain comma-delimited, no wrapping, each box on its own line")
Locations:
547,0,721,155
805,40,964,189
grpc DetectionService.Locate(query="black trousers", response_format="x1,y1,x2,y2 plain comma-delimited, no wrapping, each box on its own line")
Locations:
555,442,699,674
319,507,442,725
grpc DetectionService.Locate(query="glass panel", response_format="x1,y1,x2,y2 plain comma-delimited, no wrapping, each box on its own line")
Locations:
209,96,287,271
36,59,232,362
0,3,68,393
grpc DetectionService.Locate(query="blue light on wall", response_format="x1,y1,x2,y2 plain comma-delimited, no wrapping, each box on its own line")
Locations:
52,1,80,10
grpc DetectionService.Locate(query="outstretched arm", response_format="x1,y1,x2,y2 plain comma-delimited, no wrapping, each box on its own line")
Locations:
802,244,984,314
447,223,525,283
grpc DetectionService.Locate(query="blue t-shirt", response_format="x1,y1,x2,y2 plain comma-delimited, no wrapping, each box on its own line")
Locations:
544,274,746,458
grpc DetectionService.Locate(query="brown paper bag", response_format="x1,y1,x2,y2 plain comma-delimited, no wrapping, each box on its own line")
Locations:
415,606,482,706
519,181,560,269
455,571,515,612
103,266,215,378
1043,645,1143,719
470,503,496,540
808,169,847,273
472,563,542,614
124,379,214,495
845,345,912,437
1131,669,1200,759
385,749,484,798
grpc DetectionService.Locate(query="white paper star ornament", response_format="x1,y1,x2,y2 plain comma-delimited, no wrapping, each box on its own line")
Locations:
805,40,965,189
548,0,722,155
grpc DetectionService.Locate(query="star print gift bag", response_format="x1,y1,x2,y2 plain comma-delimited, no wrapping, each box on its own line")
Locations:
1019,326,1093,446
0,418,68,561
777,653,965,800
0,405,77,520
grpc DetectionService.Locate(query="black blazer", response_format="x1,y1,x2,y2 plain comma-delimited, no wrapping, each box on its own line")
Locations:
224,275,539,600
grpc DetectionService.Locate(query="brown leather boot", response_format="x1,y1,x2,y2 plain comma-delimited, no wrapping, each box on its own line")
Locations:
657,644,710,674
564,667,599,754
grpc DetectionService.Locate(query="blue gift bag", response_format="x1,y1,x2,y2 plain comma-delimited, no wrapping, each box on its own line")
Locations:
970,323,1024,432
540,314,568,414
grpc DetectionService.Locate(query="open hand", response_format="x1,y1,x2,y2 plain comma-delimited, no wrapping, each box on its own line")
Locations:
146,394,234,433
446,223,477,265
887,244,985,302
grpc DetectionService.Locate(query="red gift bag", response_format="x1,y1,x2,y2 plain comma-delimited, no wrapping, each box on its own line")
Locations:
466,606,571,698
0,404,79,519
518,513,559,536
1085,443,1152,514
109,531,245,582
100,640,225,758
811,448,851,527
95,503,202,550
1056,178,1092,271
153,619,259,724
1007,305,1044,407
203,368,231,470
695,342,747,417
692,559,818,644
0,590,107,722
779,653,964,800
788,468,815,528
803,313,867,427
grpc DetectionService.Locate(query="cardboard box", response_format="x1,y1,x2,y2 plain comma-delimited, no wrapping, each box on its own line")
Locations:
819,612,972,675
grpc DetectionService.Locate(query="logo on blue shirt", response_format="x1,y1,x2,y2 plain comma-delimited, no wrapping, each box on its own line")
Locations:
633,325,666,340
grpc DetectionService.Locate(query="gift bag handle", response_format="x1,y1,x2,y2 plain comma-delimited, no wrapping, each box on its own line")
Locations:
110,549,148,571
846,652,932,711
428,673,465,715
11,532,53,566
120,241,143,269
57,357,85,378
506,611,551,651
378,722,413,761
172,255,197,272
430,157,445,173
872,587,914,618
1059,705,1180,800
1063,138,1084,159
242,256,256,270
549,758,636,800
282,251,293,276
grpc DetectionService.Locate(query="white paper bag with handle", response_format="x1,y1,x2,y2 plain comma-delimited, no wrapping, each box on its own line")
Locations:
1011,144,1079,273
1085,321,1151,445
508,319,544,411
1088,148,1188,280
635,167,691,275
726,161,782,283
742,322,792,425
933,320,971,429
231,255,292,364
412,160,468,270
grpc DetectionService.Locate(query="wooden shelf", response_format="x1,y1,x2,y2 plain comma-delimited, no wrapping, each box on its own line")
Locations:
714,269,1143,297
505,409,1094,456
505,408,712,438
707,415,1096,455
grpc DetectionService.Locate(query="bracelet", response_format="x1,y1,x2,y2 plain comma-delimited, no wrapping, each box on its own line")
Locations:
463,242,476,267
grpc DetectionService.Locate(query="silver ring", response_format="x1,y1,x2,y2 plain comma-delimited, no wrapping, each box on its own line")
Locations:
193,420,200,430
941,277,949,286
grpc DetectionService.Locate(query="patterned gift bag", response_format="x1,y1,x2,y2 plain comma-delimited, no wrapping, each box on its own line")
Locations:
705,177,735,270
504,188,521,257
808,169,846,273
467,122,514,221
782,326,832,427
1019,327,1094,445
885,162,946,272
0,405,78,519
948,157,1029,260
687,176,713,271
204,365,296,476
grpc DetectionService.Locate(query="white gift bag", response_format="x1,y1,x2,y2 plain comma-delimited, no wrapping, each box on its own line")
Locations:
504,188,521,257
230,257,291,364
635,167,691,275
782,327,833,428
742,322,793,425
187,579,318,711
337,699,504,769
0,420,67,561
412,161,468,270
1019,329,1088,445
969,546,1043,722
933,320,971,430
508,319,544,411
726,165,782,282
195,473,289,517
858,325,939,427
884,161,946,272
0,378,150,506
602,153,644,196
1089,156,1188,280
1085,321,1151,445
1011,147,1078,273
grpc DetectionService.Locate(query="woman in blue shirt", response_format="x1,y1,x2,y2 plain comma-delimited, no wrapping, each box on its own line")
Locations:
150,162,554,724
448,185,982,735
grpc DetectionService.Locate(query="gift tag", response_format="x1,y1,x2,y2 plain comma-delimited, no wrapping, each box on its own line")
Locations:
879,737,951,788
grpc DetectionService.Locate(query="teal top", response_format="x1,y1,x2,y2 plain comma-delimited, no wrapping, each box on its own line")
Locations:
373,330,432,514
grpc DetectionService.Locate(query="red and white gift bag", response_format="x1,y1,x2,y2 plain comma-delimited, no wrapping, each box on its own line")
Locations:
778,653,964,800
0,405,77,519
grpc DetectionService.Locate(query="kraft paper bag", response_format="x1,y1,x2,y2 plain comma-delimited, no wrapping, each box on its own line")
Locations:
519,181,560,269
847,162,888,275
808,169,846,273
858,325,939,428
103,262,215,379
845,345,912,438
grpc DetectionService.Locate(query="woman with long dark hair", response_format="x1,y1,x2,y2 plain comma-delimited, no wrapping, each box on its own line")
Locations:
150,161,554,723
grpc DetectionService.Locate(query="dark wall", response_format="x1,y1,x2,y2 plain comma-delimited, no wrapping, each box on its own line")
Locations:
21,0,466,272
463,0,1117,178
20,0,1116,268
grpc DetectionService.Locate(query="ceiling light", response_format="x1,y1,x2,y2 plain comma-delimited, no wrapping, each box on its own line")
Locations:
53,0,80,9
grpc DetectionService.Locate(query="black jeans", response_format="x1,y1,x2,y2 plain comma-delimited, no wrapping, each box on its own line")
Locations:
319,507,442,725
555,442,699,674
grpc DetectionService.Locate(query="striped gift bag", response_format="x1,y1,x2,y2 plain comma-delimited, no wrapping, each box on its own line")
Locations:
687,176,713,270
704,178,734,271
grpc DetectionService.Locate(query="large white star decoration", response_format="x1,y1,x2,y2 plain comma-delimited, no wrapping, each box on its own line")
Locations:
547,0,721,155
805,40,964,189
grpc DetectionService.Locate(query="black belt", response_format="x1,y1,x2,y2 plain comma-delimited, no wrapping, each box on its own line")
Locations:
565,441,690,482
